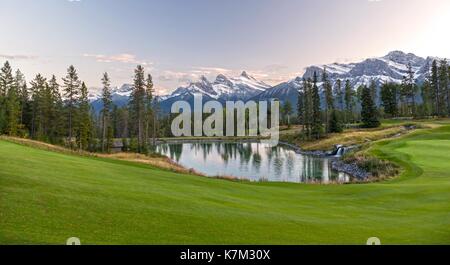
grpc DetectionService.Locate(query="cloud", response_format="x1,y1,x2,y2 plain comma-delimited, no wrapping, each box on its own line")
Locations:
191,67,233,75
158,70,200,84
82,53,152,66
0,54,38,60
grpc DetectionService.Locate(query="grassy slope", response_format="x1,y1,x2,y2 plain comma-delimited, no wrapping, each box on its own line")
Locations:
0,123,449,244
280,119,422,151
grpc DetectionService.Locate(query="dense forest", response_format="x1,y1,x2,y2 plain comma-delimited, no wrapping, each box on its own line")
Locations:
1,59,449,152
0,62,167,153
296,60,450,139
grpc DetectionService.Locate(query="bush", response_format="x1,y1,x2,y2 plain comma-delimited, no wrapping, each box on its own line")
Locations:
343,152,399,178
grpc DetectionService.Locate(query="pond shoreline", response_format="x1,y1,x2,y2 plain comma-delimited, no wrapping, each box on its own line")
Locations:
113,137,372,182
155,140,357,184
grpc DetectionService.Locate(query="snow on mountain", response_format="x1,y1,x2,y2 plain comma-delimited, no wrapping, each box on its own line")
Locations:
255,51,447,110
89,51,448,114
90,84,133,113
165,71,270,102
302,51,431,88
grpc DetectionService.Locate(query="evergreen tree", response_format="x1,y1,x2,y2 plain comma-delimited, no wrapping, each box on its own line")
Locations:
129,65,146,153
438,59,449,116
361,85,380,128
29,74,47,138
334,79,344,111
282,100,293,127
0,61,14,96
420,62,432,117
77,82,92,150
48,75,64,142
328,109,342,133
431,60,439,116
400,63,417,117
145,74,154,146
344,79,354,123
297,82,304,125
100,72,113,152
15,69,29,128
380,82,398,117
5,77,21,136
311,72,323,139
0,61,14,134
369,79,377,104
300,78,313,138
323,68,333,133
62,65,81,146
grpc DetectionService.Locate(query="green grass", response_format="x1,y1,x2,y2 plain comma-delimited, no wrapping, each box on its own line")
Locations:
1,122,450,244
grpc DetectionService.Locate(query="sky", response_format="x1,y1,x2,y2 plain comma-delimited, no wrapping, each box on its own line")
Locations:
0,0,449,95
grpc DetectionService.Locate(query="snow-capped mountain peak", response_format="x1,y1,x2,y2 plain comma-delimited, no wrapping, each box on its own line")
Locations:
165,71,270,102
90,50,448,114
302,51,441,88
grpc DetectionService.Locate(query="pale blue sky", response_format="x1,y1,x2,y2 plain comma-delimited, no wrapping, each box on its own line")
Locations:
1,0,449,94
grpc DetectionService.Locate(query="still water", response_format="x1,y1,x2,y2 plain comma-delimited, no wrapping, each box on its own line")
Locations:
155,141,351,184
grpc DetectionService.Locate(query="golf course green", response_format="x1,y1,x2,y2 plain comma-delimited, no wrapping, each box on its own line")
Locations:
0,122,449,244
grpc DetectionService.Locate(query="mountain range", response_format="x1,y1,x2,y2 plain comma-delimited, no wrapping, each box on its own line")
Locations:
90,51,445,113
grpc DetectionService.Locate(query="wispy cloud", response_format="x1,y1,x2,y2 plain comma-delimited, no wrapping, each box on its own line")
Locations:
158,70,200,84
191,67,233,75
0,54,38,60
82,53,152,66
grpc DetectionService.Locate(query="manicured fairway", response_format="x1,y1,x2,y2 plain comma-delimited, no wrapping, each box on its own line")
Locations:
0,123,449,244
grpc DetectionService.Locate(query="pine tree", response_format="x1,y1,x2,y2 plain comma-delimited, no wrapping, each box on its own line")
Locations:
29,74,47,138
14,69,28,128
5,77,21,136
361,85,380,128
300,78,313,138
62,65,81,146
431,60,439,116
0,61,15,134
334,79,344,111
420,62,432,117
400,63,417,117
0,61,14,96
311,72,323,139
438,59,449,116
77,82,92,150
323,68,333,133
282,100,293,127
297,82,305,125
369,79,377,104
129,65,146,153
48,75,64,143
344,79,354,124
100,72,113,152
39,82,54,141
328,109,342,133
380,82,398,118
145,74,154,146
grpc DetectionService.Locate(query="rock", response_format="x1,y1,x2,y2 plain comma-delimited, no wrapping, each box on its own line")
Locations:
331,160,371,180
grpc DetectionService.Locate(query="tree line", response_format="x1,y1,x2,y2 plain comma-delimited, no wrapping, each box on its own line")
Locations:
296,59,450,140
1,58,449,149
0,61,162,153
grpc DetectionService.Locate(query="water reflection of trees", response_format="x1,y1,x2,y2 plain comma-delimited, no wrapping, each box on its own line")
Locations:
300,156,324,183
159,143,183,162
156,142,348,184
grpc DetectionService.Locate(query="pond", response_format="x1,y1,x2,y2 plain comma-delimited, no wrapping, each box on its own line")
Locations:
155,141,351,184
